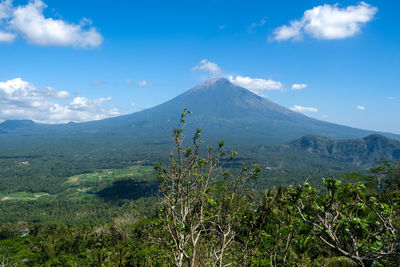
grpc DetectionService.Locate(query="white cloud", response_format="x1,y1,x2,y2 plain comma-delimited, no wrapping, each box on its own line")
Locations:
46,101,119,123
192,60,303,97
0,30,15,42
290,105,318,113
357,105,366,110
0,0,103,48
273,2,377,41
0,78,69,99
228,75,283,96
273,20,303,41
0,78,118,123
322,115,328,118
291,83,307,90
137,80,152,87
192,59,223,77
387,96,396,100
69,96,112,109
55,90,69,98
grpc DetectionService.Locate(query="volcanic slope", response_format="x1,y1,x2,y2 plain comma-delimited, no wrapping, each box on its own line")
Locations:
1,78,399,150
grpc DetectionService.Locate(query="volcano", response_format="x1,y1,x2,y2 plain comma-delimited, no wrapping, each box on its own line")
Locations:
75,78,399,144
1,78,399,147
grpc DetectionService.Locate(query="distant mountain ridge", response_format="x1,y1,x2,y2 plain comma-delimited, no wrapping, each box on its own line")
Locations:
283,134,400,166
0,78,399,148
0,120,36,130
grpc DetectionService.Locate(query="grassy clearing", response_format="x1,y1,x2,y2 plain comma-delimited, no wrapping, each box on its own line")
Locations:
65,165,155,185
0,192,51,201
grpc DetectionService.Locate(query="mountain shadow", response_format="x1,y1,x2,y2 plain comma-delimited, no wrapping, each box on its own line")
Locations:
95,179,158,202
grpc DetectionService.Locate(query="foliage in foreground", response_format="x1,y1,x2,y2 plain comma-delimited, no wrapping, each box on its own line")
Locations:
1,111,399,266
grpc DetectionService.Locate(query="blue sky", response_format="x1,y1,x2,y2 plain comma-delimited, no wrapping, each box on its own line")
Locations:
0,0,399,134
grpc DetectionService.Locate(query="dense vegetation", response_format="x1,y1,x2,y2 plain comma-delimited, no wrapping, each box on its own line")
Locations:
0,133,362,226
0,166,158,225
1,111,399,266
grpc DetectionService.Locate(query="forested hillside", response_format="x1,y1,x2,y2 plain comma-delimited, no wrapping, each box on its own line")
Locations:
283,134,400,166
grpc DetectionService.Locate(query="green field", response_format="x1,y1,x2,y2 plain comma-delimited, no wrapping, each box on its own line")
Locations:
0,192,52,201
65,165,155,185
61,165,157,200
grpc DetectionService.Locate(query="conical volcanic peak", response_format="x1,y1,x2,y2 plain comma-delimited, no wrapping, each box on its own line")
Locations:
182,77,254,99
189,78,234,92
109,78,399,144
174,78,299,119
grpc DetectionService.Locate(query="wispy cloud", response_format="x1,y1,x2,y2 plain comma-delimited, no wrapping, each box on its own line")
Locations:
357,105,366,110
272,2,377,41
137,80,153,87
248,17,266,33
387,96,396,100
291,83,307,90
0,0,103,48
0,78,118,123
192,59,223,77
290,105,318,113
